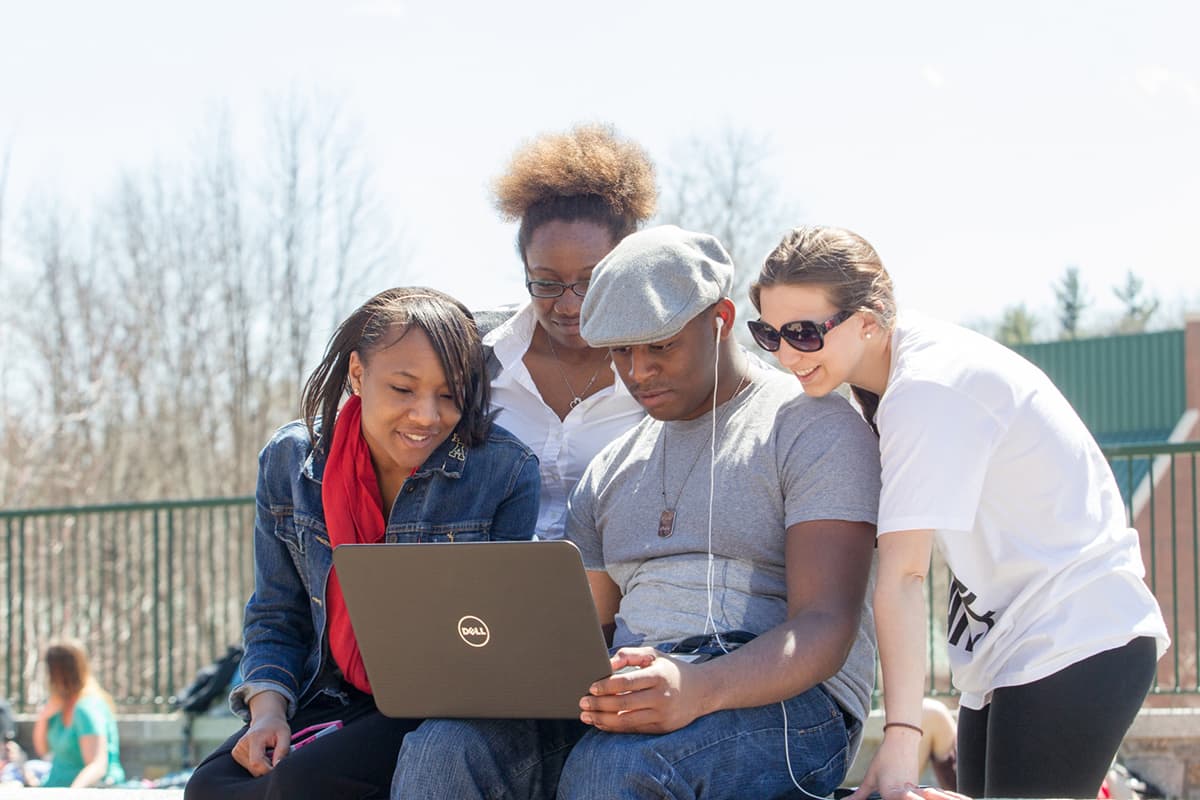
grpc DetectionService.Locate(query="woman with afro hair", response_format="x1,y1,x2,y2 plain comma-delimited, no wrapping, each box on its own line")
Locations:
482,124,657,540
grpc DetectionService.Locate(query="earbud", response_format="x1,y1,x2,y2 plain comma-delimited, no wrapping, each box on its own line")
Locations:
715,315,725,331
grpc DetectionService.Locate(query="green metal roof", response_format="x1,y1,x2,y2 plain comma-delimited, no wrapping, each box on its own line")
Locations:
1012,329,1186,441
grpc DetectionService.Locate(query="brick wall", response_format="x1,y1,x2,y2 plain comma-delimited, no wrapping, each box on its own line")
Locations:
1137,315,1200,700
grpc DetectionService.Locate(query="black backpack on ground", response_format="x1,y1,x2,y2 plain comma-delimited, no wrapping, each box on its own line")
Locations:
0,697,15,741
172,645,243,715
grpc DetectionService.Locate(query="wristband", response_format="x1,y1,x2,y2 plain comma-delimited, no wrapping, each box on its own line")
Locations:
883,721,924,736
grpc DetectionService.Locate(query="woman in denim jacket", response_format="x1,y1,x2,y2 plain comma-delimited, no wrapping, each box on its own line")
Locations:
186,287,540,800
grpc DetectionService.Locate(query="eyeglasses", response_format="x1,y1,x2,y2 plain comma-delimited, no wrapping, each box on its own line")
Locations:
526,279,589,299
747,310,854,353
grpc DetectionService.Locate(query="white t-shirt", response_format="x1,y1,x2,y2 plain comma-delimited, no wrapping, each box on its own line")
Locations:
876,312,1169,709
484,303,645,540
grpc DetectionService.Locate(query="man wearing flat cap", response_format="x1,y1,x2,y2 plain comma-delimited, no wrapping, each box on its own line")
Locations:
393,226,882,799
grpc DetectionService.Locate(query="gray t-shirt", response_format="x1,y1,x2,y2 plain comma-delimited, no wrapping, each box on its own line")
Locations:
566,363,881,730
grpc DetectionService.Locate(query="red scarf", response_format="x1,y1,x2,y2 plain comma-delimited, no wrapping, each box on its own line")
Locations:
322,394,385,694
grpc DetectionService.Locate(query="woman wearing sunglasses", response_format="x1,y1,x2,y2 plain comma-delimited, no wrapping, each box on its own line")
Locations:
481,124,654,540
748,226,1168,800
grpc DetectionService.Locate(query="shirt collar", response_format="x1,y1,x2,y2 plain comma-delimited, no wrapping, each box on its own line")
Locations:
483,302,538,370
483,302,638,406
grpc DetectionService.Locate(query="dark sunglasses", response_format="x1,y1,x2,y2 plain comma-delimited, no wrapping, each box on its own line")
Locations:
747,310,854,353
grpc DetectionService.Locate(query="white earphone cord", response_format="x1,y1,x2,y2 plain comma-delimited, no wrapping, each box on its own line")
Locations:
704,319,723,644
709,318,817,797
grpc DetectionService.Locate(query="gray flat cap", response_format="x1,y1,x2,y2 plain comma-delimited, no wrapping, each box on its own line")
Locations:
580,225,734,347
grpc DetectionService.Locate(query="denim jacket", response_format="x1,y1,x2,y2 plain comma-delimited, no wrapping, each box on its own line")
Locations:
229,418,540,720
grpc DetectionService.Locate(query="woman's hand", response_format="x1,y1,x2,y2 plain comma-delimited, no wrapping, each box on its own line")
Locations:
37,695,64,719
914,790,972,800
32,694,64,758
847,727,923,800
232,691,291,776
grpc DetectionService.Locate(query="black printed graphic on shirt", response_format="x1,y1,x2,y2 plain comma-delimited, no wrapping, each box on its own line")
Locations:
947,576,995,652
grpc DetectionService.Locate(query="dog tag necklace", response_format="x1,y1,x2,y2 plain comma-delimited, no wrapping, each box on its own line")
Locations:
658,374,749,538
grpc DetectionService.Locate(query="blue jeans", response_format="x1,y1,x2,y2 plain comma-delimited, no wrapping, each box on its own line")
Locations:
391,685,855,800
392,718,586,800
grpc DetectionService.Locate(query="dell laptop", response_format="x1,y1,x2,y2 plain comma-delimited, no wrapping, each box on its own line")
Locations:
332,539,613,719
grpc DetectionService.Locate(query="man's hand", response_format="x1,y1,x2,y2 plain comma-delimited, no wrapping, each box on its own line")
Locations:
579,647,708,734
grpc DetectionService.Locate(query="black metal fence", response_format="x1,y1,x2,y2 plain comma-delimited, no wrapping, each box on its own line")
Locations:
2,440,1197,712
1,498,254,712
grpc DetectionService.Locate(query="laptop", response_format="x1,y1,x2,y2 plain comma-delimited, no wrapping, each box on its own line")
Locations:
332,539,614,718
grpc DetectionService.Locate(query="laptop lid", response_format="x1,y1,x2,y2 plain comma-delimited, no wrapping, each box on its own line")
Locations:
332,540,613,719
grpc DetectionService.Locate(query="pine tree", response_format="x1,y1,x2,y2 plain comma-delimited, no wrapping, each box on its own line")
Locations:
1053,266,1089,339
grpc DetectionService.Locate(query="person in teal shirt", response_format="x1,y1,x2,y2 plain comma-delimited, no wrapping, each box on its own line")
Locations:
31,640,124,788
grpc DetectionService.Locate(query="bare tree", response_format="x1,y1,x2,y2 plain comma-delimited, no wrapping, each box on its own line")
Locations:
259,92,397,402
0,138,11,279
0,138,14,497
656,127,798,333
3,94,404,507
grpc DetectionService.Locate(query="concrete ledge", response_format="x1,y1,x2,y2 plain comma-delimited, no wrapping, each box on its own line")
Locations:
12,707,1200,797
0,792,182,799
14,712,243,782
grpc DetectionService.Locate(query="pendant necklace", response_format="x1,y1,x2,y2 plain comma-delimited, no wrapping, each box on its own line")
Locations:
545,333,608,408
658,373,750,538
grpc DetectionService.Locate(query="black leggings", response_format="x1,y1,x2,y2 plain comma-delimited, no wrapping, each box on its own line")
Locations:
184,689,422,800
956,636,1157,798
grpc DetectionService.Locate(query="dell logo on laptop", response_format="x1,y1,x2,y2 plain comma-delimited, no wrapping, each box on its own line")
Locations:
457,615,490,647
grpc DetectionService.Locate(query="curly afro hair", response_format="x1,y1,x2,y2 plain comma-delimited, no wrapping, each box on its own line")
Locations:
493,123,658,264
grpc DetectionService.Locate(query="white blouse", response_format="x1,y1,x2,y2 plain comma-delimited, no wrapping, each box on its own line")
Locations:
484,303,645,540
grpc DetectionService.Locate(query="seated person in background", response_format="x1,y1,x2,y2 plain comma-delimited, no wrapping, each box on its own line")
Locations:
185,287,539,800
919,698,957,789
30,639,125,788
392,225,883,799
1,740,27,785
1,697,30,786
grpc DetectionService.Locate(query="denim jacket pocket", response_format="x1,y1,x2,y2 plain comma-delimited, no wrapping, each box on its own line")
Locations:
271,511,304,557
387,519,492,543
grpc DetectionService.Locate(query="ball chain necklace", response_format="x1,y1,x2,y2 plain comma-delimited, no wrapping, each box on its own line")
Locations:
545,333,609,408
657,373,751,538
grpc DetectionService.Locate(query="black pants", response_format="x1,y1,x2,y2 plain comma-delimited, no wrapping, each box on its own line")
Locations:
956,636,1157,798
184,688,422,800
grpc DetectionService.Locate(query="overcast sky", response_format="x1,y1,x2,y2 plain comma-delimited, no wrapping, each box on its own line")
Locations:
2,0,1197,336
